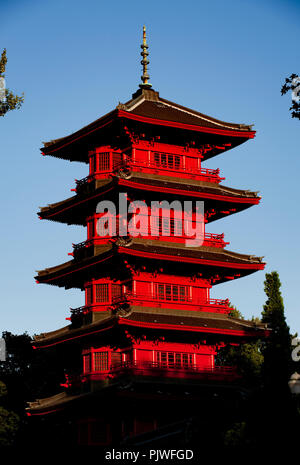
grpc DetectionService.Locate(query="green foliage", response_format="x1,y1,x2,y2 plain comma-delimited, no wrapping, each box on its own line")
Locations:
0,331,68,411
261,271,292,389
0,381,20,446
0,331,68,446
0,48,24,117
0,48,7,74
0,406,20,446
0,380,7,398
228,303,243,319
223,422,248,448
216,342,263,383
281,74,300,120
217,304,264,382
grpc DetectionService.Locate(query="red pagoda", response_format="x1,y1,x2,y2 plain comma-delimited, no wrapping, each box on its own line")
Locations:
27,27,268,447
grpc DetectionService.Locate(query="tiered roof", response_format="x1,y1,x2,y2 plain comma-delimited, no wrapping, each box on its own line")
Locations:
41,87,255,162
39,174,260,224
36,238,265,288
33,308,268,349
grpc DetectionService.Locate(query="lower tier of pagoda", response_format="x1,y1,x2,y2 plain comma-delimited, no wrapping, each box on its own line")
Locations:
28,308,269,418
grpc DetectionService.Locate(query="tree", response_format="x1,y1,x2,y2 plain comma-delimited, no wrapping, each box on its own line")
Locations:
261,271,292,389
0,48,24,117
281,74,300,120
0,381,20,446
228,302,244,319
0,331,65,412
217,305,264,383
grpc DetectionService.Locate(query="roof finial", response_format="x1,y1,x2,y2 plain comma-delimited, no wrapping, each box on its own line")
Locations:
139,25,152,89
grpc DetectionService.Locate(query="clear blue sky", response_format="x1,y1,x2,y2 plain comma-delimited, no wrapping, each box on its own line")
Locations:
1,0,299,335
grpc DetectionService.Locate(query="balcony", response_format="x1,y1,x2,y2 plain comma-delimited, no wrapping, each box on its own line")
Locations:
80,361,239,384
111,293,230,314
112,159,224,183
72,148,225,193
68,293,230,318
71,230,229,252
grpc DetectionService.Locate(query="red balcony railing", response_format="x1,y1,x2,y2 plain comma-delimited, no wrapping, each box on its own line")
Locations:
111,292,229,309
72,232,228,251
68,294,230,320
80,361,239,383
113,159,224,182
73,154,225,191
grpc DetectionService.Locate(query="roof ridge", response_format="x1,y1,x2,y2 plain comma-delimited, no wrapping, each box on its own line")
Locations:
158,96,252,131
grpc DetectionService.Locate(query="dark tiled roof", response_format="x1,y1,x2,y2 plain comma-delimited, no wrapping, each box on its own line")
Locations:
33,306,268,347
129,97,251,131
123,310,267,334
121,239,265,266
128,174,259,199
42,89,254,156
38,175,259,225
36,239,264,285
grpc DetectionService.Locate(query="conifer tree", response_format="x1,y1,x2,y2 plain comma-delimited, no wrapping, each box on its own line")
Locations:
261,271,292,390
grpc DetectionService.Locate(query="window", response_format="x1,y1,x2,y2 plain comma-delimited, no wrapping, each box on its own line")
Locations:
158,216,183,236
98,152,110,171
165,285,172,301
156,351,193,369
111,284,122,300
158,284,164,300
154,152,181,170
94,352,109,371
111,352,122,367
157,351,167,367
95,284,109,303
154,283,189,302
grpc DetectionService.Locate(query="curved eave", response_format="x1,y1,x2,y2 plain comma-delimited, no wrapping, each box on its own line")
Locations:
117,246,265,271
118,318,270,338
26,392,89,416
38,178,260,224
35,244,265,288
119,179,260,206
33,314,269,349
41,109,118,159
33,322,116,349
39,182,116,224
118,109,256,139
41,110,255,161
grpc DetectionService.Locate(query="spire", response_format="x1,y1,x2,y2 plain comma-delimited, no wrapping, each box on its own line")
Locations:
139,25,152,89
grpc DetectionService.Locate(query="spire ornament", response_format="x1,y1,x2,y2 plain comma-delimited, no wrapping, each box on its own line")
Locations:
139,25,152,89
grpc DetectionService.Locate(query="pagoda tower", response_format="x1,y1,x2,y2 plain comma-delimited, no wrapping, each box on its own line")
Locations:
27,27,269,447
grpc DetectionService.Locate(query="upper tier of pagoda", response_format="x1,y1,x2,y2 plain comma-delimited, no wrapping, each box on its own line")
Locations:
41,86,255,163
